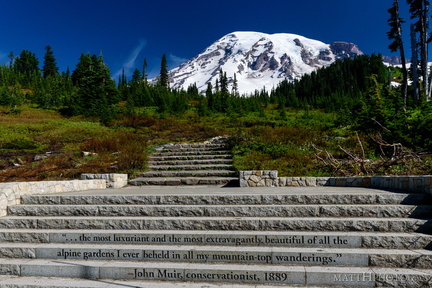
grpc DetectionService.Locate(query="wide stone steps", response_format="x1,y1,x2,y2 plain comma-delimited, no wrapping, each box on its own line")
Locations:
130,141,238,186
0,276,328,288
7,204,432,218
0,215,431,233
1,243,432,269
0,258,431,287
1,186,432,287
19,188,424,205
1,229,430,249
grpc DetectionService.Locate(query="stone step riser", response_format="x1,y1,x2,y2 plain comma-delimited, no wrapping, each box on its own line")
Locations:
0,217,430,233
0,260,429,287
20,193,426,206
0,276,338,288
128,178,238,186
148,165,234,171
153,151,230,156
149,155,232,161
2,230,431,250
7,205,432,218
156,148,229,153
149,160,233,166
0,246,431,269
160,144,226,149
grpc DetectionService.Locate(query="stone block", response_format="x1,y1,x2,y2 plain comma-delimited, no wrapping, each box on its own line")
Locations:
240,171,252,177
335,178,347,187
239,179,248,187
278,177,287,187
305,177,317,187
317,177,330,186
249,175,260,183
287,181,300,187
254,171,263,176
256,180,266,187
81,173,127,188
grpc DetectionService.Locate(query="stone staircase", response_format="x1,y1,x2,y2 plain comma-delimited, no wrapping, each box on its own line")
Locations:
0,186,431,287
129,142,238,186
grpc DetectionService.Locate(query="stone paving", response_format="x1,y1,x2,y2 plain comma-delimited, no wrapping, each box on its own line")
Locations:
0,186,431,287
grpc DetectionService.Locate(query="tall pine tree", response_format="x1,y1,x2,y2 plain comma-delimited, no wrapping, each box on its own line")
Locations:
387,0,408,106
13,50,40,85
407,0,431,99
158,54,169,88
71,53,119,122
42,45,59,78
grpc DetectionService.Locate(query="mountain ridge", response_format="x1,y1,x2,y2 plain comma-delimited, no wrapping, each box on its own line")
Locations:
166,31,364,94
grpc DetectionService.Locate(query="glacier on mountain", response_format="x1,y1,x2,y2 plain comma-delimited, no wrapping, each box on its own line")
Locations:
167,31,363,95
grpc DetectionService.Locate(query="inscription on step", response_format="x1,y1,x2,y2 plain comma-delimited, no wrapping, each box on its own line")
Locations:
40,248,367,266
125,268,304,285
53,233,360,248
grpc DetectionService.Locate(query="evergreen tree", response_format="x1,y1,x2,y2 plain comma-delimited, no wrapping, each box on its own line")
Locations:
407,0,431,99
232,73,239,97
158,54,169,88
70,53,119,122
411,23,420,102
187,83,199,98
387,0,408,106
42,45,59,78
8,52,15,67
142,58,148,83
219,69,229,97
131,68,142,83
206,82,214,111
13,50,40,85
118,68,128,101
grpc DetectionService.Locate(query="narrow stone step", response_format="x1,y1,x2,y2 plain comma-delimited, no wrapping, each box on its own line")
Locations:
149,159,233,166
0,216,430,233
148,164,234,171
1,242,432,269
1,229,431,250
152,150,231,156
160,143,225,149
149,154,233,160
134,170,237,178
156,147,227,152
7,204,432,218
1,258,431,287
128,177,238,186
20,188,426,205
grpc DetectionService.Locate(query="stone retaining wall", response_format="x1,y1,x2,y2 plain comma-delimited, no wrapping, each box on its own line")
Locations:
81,173,128,188
240,171,432,195
239,171,279,187
0,174,128,217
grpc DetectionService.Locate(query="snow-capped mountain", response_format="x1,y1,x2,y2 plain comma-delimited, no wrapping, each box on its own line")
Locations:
167,31,363,95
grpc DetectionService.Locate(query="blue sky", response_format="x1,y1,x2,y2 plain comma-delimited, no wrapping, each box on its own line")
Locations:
0,1,413,79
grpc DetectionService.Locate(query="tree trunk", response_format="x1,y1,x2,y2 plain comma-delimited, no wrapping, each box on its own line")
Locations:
411,24,420,103
420,1,429,99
